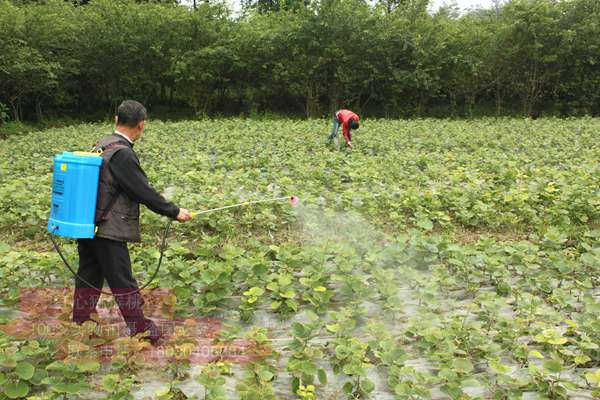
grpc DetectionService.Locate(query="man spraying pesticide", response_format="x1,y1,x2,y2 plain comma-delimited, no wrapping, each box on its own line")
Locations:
328,109,360,149
49,100,192,344
47,101,299,344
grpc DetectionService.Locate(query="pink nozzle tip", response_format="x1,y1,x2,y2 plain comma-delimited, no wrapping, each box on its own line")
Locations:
290,195,299,205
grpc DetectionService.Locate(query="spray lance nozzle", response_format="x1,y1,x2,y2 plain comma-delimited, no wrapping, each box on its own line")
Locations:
190,195,299,218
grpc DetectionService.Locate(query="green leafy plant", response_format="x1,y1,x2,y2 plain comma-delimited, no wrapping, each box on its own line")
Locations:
101,374,137,400
0,340,51,399
329,336,374,399
298,276,332,314
266,273,298,315
286,312,327,396
239,286,265,322
236,328,279,400
197,362,232,400
43,360,96,396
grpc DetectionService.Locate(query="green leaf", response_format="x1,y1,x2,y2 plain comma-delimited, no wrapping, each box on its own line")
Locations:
416,217,433,231
543,360,563,374
452,358,474,373
291,322,306,338
461,378,480,387
51,382,88,394
46,361,71,372
361,378,375,393
285,299,298,311
280,289,296,299
395,382,411,395
257,368,274,382
529,350,545,359
318,368,327,385
1,356,17,368
278,274,292,287
270,301,281,310
489,359,512,374
574,355,591,365
244,287,264,296
201,270,216,284
335,345,349,359
15,362,35,380
4,381,30,399
299,278,311,286
441,383,463,398
343,363,362,375
102,374,119,392
548,337,567,345
29,368,47,385
584,369,600,386
76,360,100,372
342,381,354,394
291,377,300,392
304,310,319,322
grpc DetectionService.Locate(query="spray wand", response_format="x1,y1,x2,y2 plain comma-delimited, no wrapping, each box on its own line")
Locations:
52,195,300,296
190,195,299,218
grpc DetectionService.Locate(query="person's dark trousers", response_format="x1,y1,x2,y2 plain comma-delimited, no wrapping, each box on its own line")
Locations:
72,237,160,342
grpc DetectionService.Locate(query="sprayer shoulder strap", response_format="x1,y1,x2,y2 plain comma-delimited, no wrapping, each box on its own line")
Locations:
93,140,128,224
96,188,122,224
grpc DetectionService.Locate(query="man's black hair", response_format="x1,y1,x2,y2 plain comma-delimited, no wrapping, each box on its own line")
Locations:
350,119,359,130
116,100,147,128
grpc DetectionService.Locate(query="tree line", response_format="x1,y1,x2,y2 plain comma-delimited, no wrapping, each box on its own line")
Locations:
1,0,599,122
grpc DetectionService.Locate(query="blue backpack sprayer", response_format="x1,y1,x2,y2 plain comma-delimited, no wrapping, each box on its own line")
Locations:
47,150,299,296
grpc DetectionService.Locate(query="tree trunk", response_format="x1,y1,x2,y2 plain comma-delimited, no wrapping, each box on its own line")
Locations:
450,92,457,117
304,84,318,118
495,77,502,117
9,99,19,122
360,87,374,113
416,94,426,117
36,98,43,121
328,81,339,115
466,93,475,118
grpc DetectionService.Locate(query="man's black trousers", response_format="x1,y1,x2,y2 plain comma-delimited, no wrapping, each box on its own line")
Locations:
72,237,159,341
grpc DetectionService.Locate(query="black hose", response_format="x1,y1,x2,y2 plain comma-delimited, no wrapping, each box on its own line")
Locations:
49,221,172,297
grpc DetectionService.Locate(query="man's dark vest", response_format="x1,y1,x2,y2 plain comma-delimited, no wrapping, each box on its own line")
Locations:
93,134,141,243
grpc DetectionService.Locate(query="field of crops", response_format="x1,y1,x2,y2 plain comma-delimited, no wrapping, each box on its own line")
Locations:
0,118,599,400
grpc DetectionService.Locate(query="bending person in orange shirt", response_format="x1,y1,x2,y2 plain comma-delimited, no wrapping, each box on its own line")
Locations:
328,109,360,149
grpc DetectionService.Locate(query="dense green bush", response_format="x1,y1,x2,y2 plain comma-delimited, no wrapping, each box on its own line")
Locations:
1,0,599,120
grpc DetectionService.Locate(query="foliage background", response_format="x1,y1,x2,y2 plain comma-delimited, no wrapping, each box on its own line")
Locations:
1,0,600,122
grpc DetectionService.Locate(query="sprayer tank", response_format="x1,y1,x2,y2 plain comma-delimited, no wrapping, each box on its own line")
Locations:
47,152,102,238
